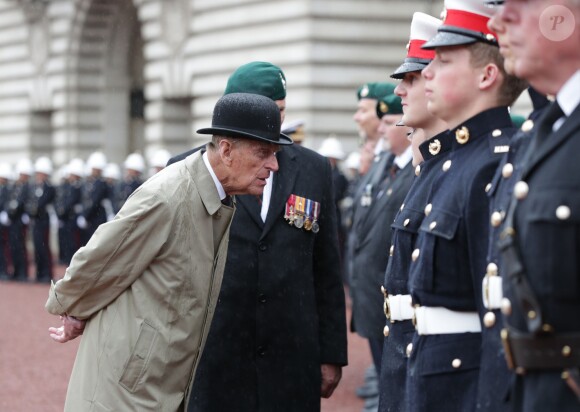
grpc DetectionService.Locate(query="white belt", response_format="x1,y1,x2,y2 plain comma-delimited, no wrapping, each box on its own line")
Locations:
482,276,503,310
414,306,482,335
386,294,414,322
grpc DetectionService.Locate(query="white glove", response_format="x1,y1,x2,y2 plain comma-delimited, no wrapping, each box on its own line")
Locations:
107,214,115,222
76,215,88,229
21,213,30,225
0,211,11,226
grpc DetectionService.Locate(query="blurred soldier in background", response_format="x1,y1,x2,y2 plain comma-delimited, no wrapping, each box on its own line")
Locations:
78,152,108,244
28,157,56,283
102,163,120,220
149,149,171,176
7,159,33,281
116,153,145,212
282,119,306,145
55,158,84,265
0,162,12,280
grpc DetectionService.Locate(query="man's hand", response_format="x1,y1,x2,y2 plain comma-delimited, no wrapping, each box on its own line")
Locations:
321,363,342,398
48,315,86,343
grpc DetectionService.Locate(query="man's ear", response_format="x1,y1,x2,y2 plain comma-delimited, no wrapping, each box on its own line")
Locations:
219,139,235,167
479,63,501,91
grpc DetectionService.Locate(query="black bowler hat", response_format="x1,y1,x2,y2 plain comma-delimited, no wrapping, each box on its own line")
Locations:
197,93,293,145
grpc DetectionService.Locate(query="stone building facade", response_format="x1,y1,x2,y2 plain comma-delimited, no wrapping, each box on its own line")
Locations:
2,0,531,169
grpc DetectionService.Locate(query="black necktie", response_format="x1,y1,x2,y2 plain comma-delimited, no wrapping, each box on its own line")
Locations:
536,101,564,145
389,164,400,180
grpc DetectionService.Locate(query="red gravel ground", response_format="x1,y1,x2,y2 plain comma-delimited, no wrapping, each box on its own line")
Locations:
0,270,370,412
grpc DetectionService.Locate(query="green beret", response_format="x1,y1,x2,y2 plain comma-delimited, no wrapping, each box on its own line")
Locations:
376,93,403,118
224,61,287,101
510,114,526,129
357,82,396,101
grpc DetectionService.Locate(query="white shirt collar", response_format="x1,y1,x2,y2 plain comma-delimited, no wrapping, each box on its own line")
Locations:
557,69,580,118
394,145,413,169
202,151,227,201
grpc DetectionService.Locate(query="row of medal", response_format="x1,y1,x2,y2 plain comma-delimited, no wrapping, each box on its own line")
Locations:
284,194,321,233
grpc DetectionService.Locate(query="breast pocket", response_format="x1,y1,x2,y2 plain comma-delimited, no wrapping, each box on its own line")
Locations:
524,189,580,299
119,320,159,393
415,209,462,292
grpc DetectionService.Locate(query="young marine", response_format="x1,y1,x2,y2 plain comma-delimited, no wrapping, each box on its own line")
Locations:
404,0,527,410
377,12,451,412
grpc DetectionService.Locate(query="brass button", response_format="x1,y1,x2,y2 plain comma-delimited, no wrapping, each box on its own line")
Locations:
528,310,537,319
381,285,387,295
514,181,529,200
404,218,410,227
492,129,502,137
424,203,432,216
487,262,498,276
442,160,452,172
562,345,572,357
485,183,492,193
406,343,413,357
429,221,437,231
491,211,502,227
556,205,571,220
386,188,393,196
415,165,421,176
400,203,405,211
429,139,442,155
452,358,462,368
501,298,512,316
521,119,534,132
502,163,514,179
483,311,496,328
411,248,420,262
384,325,390,337
389,245,394,256
486,33,496,42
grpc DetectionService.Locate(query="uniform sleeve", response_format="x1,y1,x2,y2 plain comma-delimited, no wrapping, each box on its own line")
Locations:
313,157,348,366
45,186,172,319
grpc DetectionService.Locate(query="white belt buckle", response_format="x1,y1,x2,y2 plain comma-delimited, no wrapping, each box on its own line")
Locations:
388,294,414,322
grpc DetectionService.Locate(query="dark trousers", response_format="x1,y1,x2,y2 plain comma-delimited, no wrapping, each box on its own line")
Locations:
9,221,28,279
0,226,9,275
61,218,81,265
32,217,52,281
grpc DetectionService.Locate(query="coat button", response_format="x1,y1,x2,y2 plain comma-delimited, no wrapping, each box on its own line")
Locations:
258,242,267,251
483,311,496,328
400,203,405,211
442,160,452,172
411,248,420,262
389,245,394,256
502,163,514,179
487,262,498,276
415,165,421,176
406,343,413,357
383,325,390,337
514,181,529,200
521,119,534,132
424,203,432,216
492,129,502,137
452,358,462,368
485,183,492,193
404,218,410,227
429,221,437,231
490,211,502,227
501,298,512,316
258,293,267,303
556,205,571,220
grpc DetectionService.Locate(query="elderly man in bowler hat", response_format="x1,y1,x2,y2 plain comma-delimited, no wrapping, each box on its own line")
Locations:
45,93,289,412
169,61,348,412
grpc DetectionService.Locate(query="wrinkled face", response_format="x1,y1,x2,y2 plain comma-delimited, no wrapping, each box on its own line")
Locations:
493,0,580,92
395,72,433,128
228,139,280,195
353,99,381,141
275,99,286,123
422,46,481,125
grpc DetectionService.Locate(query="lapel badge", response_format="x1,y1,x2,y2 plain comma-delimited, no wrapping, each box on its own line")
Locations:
455,126,470,144
428,139,442,156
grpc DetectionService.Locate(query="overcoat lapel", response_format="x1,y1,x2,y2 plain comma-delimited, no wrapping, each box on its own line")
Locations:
261,148,299,240
523,104,580,180
236,195,264,229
